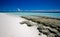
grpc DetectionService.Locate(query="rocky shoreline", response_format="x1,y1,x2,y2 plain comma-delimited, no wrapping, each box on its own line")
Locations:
21,16,60,37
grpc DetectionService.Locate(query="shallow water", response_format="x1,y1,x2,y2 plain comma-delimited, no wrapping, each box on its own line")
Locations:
4,12,60,18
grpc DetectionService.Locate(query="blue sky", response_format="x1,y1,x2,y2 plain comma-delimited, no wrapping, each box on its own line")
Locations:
0,0,60,11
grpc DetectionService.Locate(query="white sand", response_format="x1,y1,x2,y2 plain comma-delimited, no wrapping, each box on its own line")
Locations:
0,13,47,37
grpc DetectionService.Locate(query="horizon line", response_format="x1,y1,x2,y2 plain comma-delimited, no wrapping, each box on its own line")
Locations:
0,10,60,12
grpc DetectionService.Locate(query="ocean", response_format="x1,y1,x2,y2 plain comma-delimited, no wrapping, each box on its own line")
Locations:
0,12,60,18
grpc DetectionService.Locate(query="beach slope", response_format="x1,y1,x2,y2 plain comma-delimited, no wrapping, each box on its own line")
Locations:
0,13,47,37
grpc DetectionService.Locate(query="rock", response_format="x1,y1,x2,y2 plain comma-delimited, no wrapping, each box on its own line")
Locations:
57,28,60,32
37,24,50,35
55,33,60,37
21,16,60,37
20,21,37,27
48,28,58,34
47,33,56,37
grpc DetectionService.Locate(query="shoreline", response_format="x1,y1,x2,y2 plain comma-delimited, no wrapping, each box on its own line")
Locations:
0,13,47,37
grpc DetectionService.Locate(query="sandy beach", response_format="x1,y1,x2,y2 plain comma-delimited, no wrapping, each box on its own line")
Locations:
0,13,47,37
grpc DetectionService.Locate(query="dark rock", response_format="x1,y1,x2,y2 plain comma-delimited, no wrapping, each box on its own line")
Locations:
38,33,41,35
37,25,50,35
55,33,60,37
48,28,58,34
47,33,56,37
57,29,60,32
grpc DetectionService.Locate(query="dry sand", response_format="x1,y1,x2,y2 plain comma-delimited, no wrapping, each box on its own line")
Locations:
0,13,47,37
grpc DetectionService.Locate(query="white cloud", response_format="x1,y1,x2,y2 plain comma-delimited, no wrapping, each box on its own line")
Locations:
17,8,20,11
17,8,22,11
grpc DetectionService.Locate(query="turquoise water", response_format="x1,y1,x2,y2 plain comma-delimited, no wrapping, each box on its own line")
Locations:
2,12,60,18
